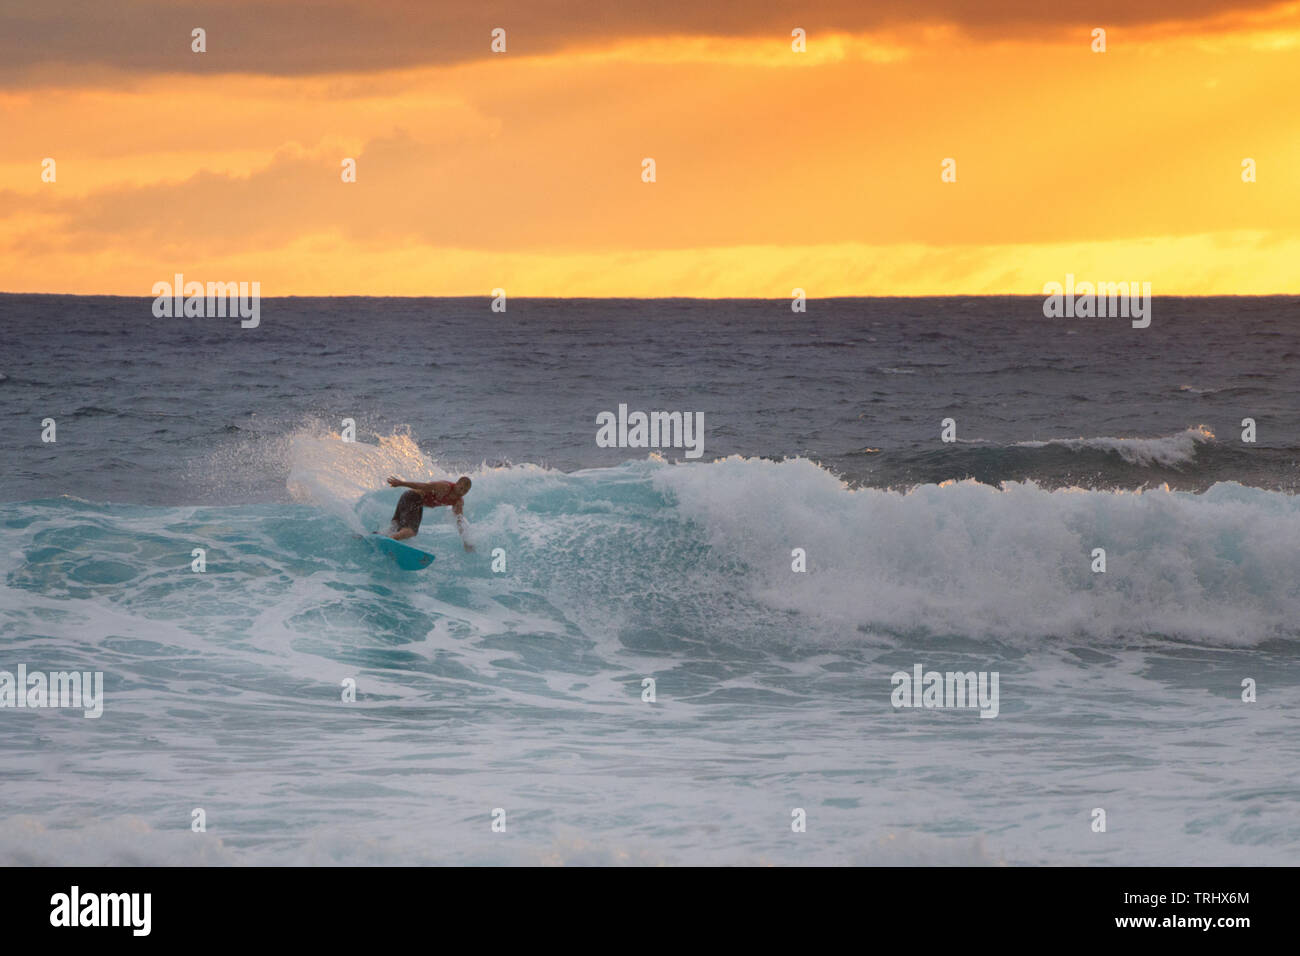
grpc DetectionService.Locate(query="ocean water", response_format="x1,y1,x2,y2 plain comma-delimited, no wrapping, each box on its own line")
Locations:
1,294,1298,865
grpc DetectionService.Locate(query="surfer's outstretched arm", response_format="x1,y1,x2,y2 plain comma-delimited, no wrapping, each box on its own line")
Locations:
453,500,475,552
388,476,434,492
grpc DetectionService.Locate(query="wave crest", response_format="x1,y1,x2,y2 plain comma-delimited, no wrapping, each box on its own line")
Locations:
1014,425,1215,468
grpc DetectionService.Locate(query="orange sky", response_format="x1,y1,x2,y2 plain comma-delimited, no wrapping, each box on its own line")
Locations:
1,0,1298,295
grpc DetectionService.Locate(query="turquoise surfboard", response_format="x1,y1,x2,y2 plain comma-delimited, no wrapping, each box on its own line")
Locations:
369,535,435,570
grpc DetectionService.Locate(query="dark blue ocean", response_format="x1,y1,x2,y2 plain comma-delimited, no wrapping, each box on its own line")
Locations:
2,295,1298,864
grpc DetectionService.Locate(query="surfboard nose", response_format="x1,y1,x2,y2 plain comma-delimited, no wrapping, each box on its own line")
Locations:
370,535,436,570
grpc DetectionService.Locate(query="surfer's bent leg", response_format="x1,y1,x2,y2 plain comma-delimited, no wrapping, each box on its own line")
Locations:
388,490,424,539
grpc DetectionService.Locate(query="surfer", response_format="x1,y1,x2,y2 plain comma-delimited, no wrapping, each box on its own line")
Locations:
384,475,474,551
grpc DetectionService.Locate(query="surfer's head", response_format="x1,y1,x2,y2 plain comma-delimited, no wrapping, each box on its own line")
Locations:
454,476,472,496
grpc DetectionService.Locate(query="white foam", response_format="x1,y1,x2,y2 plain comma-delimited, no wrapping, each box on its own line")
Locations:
654,456,1300,645
285,427,438,528
1014,425,1215,467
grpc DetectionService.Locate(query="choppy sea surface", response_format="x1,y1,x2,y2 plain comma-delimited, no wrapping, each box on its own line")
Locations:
1,295,1297,865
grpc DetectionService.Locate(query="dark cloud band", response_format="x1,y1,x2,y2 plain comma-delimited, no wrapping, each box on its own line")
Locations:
0,0,1283,79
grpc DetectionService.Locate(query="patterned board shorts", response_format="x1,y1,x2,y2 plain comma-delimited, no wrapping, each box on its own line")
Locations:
388,489,424,535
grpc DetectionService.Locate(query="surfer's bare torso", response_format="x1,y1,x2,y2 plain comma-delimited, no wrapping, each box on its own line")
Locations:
385,475,474,551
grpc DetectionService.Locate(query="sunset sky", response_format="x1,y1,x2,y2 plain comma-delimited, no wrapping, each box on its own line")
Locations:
2,0,1297,296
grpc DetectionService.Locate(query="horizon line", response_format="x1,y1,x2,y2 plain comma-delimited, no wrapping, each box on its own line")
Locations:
4,292,1299,301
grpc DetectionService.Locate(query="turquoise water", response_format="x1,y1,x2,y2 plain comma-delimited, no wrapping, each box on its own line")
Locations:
3,455,1299,864
1,296,1298,864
